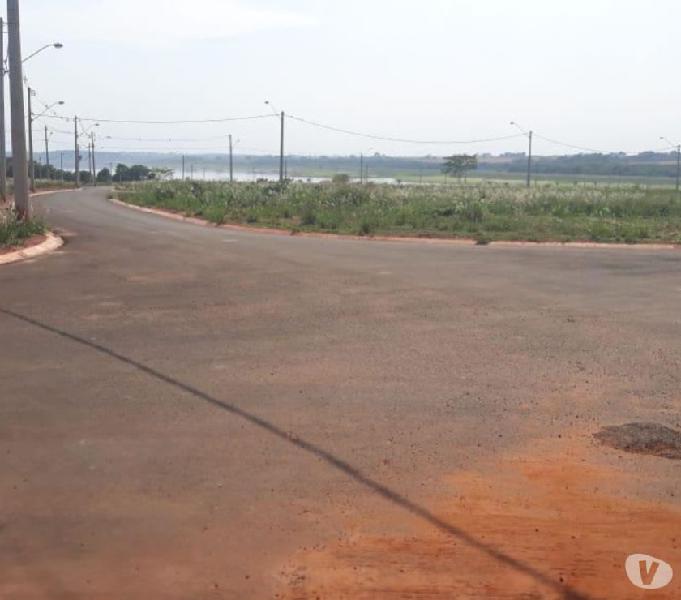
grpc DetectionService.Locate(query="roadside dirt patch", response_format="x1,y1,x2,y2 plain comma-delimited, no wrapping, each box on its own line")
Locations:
595,423,681,460
0,233,46,256
278,444,681,599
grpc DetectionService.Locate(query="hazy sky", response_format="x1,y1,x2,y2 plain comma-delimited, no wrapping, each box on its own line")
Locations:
16,0,681,156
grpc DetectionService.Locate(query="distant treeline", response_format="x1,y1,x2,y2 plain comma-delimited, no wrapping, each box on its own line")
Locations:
7,160,162,184
493,153,680,178
21,151,681,180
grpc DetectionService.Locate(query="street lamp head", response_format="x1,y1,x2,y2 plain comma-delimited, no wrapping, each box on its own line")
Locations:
53,43,63,49
57,100,65,105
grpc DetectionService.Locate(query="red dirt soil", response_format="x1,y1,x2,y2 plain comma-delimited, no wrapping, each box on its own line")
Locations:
278,440,681,600
0,233,46,256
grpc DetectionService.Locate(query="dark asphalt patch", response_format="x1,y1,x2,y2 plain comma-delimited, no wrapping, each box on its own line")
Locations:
594,423,681,459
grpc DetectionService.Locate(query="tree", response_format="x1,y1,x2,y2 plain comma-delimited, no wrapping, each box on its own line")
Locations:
128,164,152,181
152,167,174,181
114,163,130,183
443,154,478,180
332,173,350,185
97,168,112,183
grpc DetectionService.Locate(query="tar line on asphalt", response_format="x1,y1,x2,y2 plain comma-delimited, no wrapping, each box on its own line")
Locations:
2,307,589,600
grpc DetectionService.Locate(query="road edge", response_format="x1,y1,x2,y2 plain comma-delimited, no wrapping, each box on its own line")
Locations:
0,232,63,266
108,196,681,251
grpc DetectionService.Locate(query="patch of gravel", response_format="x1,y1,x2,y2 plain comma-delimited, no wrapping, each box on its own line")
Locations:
594,423,681,460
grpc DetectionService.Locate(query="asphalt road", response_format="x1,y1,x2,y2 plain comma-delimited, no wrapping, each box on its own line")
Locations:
1,188,680,599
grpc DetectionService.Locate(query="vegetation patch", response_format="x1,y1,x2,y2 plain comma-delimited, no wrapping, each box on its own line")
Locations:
0,210,45,249
116,180,681,244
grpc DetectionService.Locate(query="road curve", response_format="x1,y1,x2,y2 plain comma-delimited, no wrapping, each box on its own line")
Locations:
1,188,680,599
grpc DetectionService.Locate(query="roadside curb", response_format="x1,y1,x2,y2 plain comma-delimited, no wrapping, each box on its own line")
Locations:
108,197,681,251
0,232,64,266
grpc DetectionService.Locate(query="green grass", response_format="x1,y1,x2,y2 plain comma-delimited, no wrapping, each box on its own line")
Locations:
0,210,45,248
116,180,681,244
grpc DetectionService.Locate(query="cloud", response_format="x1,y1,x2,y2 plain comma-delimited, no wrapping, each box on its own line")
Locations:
23,0,317,46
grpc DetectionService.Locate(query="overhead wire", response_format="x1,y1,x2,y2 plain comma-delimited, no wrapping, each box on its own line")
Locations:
286,114,524,145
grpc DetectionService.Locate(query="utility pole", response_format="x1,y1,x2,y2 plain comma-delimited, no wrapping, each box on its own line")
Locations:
74,116,80,188
7,0,29,218
86,141,92,184
0,17,6,202
91,133,97,186
27,86,35,191
228,134,233,183
44,125,50,177
279,111,285,183
526,130,533,188
360,153,364,184
60,151,63,182
181,155,185,179
676,145,680,192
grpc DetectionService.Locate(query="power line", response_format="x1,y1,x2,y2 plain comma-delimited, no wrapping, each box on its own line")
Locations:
43,113,276,125
533,133,606,154
287,114,525,145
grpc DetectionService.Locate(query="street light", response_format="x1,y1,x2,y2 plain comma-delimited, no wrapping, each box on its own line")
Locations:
27,88,66,191
0,36,63,202
265,100,285,183
511,121,533,188
22,42,63,65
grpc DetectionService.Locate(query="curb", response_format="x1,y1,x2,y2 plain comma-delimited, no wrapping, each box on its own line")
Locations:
108,197,681,251
0,232,64,266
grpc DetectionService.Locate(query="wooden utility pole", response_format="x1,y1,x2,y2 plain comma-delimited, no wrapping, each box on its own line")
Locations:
0,17,7,202
228,134,233,183
7,0,29,218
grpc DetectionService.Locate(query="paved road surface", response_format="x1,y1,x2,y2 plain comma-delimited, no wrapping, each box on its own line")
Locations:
1,188,680,599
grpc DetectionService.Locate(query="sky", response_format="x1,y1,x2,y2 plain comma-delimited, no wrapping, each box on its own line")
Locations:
15,0,681,157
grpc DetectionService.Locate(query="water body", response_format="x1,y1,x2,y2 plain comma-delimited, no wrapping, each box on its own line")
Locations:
170,170,398,184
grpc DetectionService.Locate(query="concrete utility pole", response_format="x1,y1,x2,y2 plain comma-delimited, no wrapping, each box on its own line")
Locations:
7,0,30,219
526,130,533,188
279,111,285,183
86,141,92,184
27,86,35,191
360,153,364,184
91,133,97,186
228,134,233,183
0,17,7,202
44,125,50,177
74,116,80,188
181,155,185,179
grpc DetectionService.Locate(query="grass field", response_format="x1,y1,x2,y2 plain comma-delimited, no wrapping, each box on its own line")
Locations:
116,180,681,244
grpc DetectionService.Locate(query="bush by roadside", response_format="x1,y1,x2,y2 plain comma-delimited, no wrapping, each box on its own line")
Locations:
0,208,45,249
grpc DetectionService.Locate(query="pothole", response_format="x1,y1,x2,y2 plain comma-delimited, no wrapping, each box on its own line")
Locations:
594,423,681,459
